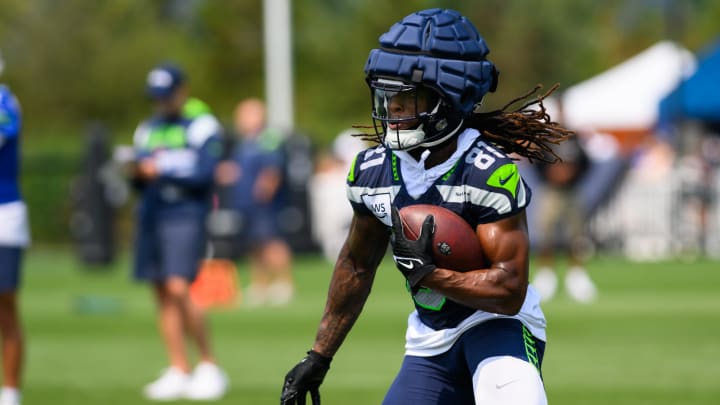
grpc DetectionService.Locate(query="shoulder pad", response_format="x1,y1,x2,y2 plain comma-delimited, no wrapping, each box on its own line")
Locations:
438,139,531,221
347,145,389,186
187,114,222,148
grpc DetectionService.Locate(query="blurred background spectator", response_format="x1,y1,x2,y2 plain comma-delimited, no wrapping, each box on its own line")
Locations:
0,50,27,405
308,129,367,263
524,95,629,302
530,125,598,303
128,63,228,401
215,98,294,307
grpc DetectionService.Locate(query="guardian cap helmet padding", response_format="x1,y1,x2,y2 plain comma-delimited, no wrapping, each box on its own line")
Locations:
364,8,499,150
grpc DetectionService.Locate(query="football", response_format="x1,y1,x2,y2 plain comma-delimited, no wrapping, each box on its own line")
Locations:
398,204,486,271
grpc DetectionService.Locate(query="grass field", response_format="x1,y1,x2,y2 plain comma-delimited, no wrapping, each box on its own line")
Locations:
18,248,720,404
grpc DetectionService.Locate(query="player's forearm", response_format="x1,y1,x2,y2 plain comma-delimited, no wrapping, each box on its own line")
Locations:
422,212,529,314
420,265,527,315
253,169,282,202
312,248,377,357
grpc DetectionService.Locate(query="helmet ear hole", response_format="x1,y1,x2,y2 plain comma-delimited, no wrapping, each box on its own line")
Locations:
435,119,448,131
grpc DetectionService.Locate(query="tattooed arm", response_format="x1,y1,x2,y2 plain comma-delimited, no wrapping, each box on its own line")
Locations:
311,212,390,357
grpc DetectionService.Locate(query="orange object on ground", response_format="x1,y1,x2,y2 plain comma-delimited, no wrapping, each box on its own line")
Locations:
190,259,240,310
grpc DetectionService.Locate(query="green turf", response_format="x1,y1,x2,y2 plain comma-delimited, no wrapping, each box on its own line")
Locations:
17,249,720,404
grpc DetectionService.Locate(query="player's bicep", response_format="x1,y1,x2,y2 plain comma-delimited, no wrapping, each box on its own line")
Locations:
475,211,530,279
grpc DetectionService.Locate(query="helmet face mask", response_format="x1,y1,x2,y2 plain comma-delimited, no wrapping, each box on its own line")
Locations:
369,78,462,151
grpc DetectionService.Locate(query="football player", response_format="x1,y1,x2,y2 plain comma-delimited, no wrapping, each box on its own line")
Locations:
0,50,27,405
131,63,228,401
281,8,573,405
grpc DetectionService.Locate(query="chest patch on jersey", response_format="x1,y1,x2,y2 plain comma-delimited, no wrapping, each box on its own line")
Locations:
486,163,520,198
145,125,187,150
361,192,392,226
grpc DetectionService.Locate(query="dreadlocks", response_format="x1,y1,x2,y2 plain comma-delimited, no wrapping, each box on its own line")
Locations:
353,83,573,164
466,84,574,163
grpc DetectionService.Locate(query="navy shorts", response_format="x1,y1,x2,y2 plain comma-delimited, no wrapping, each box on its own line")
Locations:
383,318,545,405
240,206,282,246
133,215,207,283
0,247,23,293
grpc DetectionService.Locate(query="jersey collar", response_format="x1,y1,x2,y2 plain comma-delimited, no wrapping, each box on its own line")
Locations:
394,128,481,198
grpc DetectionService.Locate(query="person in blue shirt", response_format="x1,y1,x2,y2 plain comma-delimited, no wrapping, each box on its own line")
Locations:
215,98,294,307
0,51,28,405
281,9,574,405
131,63,228,401
531,133,598,303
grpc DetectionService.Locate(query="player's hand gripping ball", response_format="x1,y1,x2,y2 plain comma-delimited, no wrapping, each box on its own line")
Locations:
396,204,486,272
390,206,437,288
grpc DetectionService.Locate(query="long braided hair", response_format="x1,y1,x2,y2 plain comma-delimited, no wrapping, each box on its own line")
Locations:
467,84,573,163
354,84,573,164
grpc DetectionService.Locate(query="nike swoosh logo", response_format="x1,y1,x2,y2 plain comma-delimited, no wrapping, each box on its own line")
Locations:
498,171,517,186
495,379,520,389
393,256,421,270
397,261,414,269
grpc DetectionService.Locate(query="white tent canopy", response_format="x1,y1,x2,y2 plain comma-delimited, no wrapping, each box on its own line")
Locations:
562,41,696,132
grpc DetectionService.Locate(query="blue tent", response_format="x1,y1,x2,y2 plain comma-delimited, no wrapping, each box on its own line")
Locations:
659,39,720,128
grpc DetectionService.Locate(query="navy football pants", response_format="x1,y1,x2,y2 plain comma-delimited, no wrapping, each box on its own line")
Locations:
382,318,545,405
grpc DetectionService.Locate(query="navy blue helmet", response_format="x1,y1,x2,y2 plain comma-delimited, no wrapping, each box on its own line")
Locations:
364,9,499,150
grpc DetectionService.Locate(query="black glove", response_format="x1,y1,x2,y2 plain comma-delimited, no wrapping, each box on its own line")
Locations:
280,350,332,405
390,206,437,288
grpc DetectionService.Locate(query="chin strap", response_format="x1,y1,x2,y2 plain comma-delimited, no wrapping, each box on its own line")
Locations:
384,98,464,151
415,118,464,149
385,118,463,151
384,124,426,150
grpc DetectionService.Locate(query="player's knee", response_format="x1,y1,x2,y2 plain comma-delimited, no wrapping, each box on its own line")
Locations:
163,277,190,301
473,356,547,405
263,241,291,263
0,293,20,330
0,292,18,312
